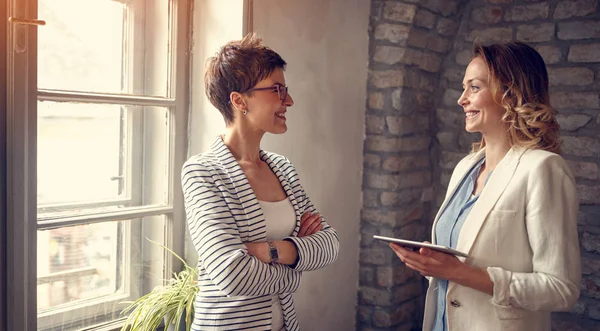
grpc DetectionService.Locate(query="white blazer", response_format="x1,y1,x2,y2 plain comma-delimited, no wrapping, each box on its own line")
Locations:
181,138,340,330
423,147,581,331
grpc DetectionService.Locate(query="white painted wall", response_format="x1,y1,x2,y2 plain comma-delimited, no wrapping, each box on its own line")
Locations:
187,1,370,329
252,1,369,330
187,0,244,154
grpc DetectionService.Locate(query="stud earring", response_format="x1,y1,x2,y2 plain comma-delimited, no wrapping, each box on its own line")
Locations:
243,110,248,115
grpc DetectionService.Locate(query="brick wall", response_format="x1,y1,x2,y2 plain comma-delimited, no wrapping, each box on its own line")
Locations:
360,0,600,330
360,1,465,330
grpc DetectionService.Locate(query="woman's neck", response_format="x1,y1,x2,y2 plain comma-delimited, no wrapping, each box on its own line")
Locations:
482,133,512,171
222,127,264,164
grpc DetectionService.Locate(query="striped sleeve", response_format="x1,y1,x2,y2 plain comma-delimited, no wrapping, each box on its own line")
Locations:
282,164,340,272
182,163,301,297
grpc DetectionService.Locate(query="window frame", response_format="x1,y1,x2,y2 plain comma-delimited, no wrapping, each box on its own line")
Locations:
3,0,190,329
5,1,39,331
0,1,10,330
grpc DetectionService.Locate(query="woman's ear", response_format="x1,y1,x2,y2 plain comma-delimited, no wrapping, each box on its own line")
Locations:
229,91,247,114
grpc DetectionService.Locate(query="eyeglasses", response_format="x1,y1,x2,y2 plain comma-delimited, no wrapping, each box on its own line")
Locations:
244,84,289,101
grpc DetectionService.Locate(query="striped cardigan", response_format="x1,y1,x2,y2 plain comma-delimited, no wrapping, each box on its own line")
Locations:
181,137,340,330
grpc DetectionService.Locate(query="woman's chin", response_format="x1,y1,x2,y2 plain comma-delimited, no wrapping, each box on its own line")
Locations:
269,125,288,135
464,123,480,133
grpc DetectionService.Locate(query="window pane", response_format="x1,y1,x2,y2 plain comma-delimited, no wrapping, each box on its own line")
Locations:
38,0,124,94
37,102,122,205
37,101,170,213
37,222,123,311
38,0,172,97
37,216,168,331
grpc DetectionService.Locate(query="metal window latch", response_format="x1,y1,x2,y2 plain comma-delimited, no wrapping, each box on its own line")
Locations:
8,17,46,26
9,17,46,53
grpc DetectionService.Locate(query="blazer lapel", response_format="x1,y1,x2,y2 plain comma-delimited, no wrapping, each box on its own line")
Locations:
212,136,266,242
431,149,485,244
455,146,526,255
260,151,302,236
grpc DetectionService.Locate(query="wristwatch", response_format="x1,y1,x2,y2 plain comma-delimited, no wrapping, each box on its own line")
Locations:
267,241,279,264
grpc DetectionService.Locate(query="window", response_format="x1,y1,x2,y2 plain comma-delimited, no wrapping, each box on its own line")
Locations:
4,0,189,330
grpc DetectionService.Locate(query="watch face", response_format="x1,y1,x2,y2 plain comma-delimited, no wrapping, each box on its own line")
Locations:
268,242,279,261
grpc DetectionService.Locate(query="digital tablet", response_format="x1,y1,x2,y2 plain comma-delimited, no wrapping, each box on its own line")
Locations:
373,235,469,258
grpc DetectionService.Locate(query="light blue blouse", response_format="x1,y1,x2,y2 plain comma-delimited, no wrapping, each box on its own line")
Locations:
432,157,489,331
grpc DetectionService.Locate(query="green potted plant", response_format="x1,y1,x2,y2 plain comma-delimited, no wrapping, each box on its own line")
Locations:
119,241,198,331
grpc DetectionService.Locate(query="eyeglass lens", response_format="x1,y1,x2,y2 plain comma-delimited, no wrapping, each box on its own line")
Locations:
277,85,288,100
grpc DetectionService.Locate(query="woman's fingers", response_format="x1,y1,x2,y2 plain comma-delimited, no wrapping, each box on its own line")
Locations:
298,212,322,237
298,213,307,237
305,219,322,236
300,211,311,222
390,243,416,258
390,242,463,279
299,216,320,237
390,243,434,270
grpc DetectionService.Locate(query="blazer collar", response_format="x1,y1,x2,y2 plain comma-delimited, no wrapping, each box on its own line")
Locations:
454,146,527,256
210,136,295,198
210,136,301,238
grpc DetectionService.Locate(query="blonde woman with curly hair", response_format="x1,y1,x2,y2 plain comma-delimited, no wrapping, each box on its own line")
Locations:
389,42,580,331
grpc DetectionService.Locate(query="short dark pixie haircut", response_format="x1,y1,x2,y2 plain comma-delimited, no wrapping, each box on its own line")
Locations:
204,33,287,125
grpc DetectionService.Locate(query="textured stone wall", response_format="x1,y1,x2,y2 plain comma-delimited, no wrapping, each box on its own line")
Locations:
360,0,600,330
360,1,466,330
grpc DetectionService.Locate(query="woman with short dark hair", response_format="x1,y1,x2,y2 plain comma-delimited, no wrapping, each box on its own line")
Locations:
181,34,339,331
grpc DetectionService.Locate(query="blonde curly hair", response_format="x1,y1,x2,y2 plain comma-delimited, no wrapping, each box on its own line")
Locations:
471,42,561,154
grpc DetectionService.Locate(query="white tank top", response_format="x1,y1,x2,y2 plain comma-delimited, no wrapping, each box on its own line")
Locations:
258,198,296,331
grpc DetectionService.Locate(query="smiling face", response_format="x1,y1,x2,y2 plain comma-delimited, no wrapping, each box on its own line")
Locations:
241,68,294,134
458,57,508,137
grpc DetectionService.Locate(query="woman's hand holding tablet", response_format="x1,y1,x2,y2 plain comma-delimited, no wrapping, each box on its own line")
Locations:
373,235,468,258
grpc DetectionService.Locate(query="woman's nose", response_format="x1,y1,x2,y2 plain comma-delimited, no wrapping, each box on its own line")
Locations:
284,92,294,107
457,91,468,107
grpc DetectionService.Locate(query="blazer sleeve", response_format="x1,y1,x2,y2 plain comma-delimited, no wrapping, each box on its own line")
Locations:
282,163,340,272
182,163,301,297
487,154,581,313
